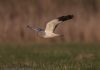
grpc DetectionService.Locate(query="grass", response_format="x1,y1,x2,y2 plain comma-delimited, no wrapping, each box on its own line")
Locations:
0,43,100,70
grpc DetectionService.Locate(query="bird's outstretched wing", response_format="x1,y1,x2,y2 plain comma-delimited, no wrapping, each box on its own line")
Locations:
45,19,61,33
45,15,73,33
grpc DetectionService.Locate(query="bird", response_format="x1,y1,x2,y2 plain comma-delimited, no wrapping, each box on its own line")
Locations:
27,15,74,38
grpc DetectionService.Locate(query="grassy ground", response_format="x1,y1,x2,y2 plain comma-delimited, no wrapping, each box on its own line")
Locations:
0,43,100,70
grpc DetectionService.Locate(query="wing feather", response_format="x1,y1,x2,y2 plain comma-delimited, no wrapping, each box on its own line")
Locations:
45,19,62,33
45,15,73,33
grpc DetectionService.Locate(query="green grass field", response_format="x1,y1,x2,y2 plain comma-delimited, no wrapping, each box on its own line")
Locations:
0,43,100,70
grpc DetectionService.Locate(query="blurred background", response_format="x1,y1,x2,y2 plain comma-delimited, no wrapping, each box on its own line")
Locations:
0,0,100,43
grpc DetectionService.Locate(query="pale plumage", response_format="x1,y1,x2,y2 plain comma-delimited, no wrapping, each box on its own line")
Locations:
27,15,73,38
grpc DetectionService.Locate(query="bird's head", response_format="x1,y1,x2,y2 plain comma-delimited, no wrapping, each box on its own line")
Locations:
34,28,44,32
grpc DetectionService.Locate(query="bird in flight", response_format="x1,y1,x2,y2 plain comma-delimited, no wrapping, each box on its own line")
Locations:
27,15,73,38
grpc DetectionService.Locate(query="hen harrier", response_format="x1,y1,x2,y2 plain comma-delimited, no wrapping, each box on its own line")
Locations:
27,15,73,38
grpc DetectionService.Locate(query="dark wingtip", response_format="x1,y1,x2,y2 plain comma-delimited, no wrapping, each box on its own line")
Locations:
67,15,74,19
58,15,74,21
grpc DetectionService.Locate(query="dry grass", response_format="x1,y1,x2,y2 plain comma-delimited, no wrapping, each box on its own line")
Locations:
0,0,100,43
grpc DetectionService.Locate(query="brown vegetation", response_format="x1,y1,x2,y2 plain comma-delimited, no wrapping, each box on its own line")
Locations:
0,0,100,43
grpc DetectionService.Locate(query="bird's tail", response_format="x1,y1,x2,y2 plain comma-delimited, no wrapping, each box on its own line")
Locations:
58,15,74,21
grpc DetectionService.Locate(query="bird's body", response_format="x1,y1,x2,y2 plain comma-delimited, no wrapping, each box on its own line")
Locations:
27,15,73,38
43,32,60,38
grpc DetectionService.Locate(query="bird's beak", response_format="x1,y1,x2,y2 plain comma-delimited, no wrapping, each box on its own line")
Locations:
27,25,34,31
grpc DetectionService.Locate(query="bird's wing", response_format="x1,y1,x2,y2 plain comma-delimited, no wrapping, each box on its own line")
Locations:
45,19,62,33
45,15,74,33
